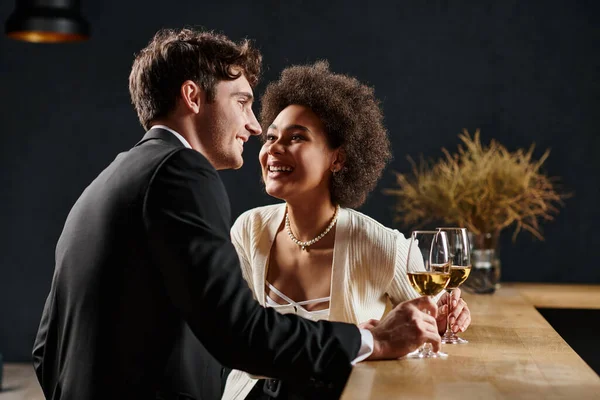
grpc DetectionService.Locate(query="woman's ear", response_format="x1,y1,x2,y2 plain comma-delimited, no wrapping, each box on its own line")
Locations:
331,148,346,173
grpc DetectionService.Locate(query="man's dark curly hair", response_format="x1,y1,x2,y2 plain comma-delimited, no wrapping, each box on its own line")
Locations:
260,61,391,208
129,28,262,130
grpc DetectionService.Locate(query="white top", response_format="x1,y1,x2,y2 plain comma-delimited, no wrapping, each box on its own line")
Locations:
222,204,422,400
264,281,331,321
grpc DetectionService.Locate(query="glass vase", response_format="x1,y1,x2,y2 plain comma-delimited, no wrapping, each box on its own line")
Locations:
462,232,501,294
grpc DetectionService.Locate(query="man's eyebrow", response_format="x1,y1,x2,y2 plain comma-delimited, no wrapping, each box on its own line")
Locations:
231,91,254,101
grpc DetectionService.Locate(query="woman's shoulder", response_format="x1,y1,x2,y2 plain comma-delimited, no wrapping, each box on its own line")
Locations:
233,203,286,231
344,208,407,241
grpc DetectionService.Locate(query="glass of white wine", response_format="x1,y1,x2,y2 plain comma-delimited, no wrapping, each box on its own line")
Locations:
406,230,451,359
437,227,471,344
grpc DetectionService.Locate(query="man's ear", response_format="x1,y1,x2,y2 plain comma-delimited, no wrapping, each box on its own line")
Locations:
180,80,204,114
331,148,346,173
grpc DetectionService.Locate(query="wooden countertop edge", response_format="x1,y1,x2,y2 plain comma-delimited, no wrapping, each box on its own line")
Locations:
506,282,600,310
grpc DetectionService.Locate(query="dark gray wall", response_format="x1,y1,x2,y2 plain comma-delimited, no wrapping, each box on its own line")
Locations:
1,0,598,361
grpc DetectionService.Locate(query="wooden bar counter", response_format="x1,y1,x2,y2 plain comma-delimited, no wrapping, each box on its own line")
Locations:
2,284,599,399
341,283,600,399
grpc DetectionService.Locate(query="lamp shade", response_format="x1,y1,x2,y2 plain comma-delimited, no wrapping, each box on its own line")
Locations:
5,0,90,43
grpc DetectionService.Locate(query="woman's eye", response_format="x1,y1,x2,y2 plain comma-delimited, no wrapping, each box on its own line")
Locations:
266,134,276,141
291,134,304,141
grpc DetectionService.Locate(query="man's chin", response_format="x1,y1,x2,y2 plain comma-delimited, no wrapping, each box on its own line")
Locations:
231,157,244,170
213,156,243,171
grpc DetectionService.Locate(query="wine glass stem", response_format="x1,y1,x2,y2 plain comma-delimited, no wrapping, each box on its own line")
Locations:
446,288,453,336
424,296,435,354
422,342,433,354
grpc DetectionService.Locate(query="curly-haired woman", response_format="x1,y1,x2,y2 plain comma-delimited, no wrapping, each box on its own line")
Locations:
222,62,472,400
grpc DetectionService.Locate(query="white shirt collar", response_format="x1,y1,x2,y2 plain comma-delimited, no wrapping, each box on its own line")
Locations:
151,125,192,149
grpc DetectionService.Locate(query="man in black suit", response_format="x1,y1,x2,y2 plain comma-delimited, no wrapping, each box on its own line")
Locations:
32,28,442,400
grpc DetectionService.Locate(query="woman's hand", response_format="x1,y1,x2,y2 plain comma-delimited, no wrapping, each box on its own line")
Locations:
436,288,471,334
358,319,380,330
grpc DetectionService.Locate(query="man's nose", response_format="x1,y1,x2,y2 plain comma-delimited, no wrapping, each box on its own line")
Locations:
246,111,262,136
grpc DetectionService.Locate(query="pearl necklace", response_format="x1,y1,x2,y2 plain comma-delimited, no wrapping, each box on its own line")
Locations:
285,205,340,251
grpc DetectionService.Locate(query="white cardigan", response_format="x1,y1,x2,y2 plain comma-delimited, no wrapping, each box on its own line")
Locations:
222,204,419,400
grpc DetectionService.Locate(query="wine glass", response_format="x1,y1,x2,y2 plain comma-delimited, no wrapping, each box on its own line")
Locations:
406,230,451,359
437,227,471,344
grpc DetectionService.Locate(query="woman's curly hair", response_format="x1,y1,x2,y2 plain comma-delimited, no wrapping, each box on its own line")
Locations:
260,61,391,208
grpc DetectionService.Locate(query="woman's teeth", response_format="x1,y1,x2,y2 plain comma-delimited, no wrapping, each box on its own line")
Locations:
269,166,293,172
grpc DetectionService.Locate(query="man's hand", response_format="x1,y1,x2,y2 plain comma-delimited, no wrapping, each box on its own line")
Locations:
436,288,471,335
366,296,441,360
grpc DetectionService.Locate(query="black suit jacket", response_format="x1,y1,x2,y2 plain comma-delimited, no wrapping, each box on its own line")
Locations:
32,128,360,400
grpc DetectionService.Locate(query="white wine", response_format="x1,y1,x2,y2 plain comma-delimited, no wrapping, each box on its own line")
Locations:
407,272,451,296
446,265,472,290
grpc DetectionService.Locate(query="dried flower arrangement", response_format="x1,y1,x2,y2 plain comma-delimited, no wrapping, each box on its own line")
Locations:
385,129,569,241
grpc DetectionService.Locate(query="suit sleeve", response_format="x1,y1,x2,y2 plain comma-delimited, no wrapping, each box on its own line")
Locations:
31,285,59,398
143,149,360,390
32,292,51,384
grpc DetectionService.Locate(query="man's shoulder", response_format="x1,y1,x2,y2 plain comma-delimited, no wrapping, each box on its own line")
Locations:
129,142,213,172
118,144,219,192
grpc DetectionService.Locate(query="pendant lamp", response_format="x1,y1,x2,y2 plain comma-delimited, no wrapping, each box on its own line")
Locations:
5,0,90,43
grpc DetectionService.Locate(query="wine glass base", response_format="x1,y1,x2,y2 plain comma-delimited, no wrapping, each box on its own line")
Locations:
406,349,448,359
441,332,468,344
